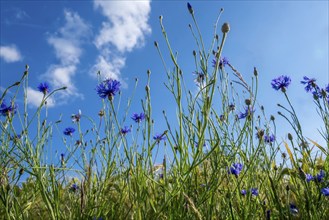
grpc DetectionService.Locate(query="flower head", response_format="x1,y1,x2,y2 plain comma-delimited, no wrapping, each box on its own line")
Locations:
306,173,313,182
70,183,79,193
153,133,166,143
228,163,243,176
325,84,329,93
96,79,121,100
251,188,259,196
37,82,50,95
0,99,17,117
131,112,145,123
120,126,131,135
238,106,255,119
71,110,82,123
264,134,275,144
271,75,291,92
193,71,205,87
228,103,235,111
289,203,298,215
63,127,75,136
315,170,325,182
212,56,229,68
241,189,247,196
321,187,329,196
301,76,317,92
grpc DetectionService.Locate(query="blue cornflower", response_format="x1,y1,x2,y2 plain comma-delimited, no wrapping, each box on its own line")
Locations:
63,127,75,136
241,189,247,196
315,170,325,182
301,76,317,92
212,56,229,68
321,187,329,196
120,126,131,135
37,82,50,95
251,188,259,196
306,173,313,182
131,112,145,123
266,210,271,220
289,203,298,215
60,153,65,161
70,183,79,193
228,163,243,176
271,75,291,92
326,84,329,93
264,134,275,144
96,79,121,100
153,133,166,143
238,106,255,119
0,99,18,117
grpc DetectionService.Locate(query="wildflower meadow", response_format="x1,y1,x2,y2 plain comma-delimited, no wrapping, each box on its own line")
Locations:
1,3,329,220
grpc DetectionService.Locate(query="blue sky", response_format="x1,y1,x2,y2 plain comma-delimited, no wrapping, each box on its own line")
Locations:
1,1,328,157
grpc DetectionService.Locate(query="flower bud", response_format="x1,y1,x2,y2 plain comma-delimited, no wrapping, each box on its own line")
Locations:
288,133,293,141
253,67,258,77
221,23,230,34
187,2,194,14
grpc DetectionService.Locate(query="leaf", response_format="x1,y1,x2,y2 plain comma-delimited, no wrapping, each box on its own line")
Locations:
284,141,295,166
307,138,328,156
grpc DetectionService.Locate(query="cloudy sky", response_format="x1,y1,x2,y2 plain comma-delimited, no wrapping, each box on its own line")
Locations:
1,1,328,153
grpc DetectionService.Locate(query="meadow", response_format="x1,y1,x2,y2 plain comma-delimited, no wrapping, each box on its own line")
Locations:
1,3,329,219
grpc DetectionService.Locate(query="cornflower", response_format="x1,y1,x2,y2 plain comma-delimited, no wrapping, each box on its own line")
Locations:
153,133,166,143
271,75,291,92
315,170,325,182
289,203,298,215
228,163,243,176
264,134,275,144
321,187,329,196
120,126,131,135
96,79,121,101
212,56,229,68
131,112,145,123
63,127,75,136
238,106,255,119
251,188,259,196
0,99,17,117
37,82,50,95
300,76,317,92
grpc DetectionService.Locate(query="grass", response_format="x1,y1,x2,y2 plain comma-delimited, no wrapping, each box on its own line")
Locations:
1,4,329,220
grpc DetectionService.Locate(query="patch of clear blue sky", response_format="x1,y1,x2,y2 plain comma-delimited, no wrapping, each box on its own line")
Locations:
1,1,328,162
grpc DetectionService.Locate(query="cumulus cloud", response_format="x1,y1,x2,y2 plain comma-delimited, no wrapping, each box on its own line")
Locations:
27,87,55,108
0,45,22,63
91,0,151,80
27,9,90,108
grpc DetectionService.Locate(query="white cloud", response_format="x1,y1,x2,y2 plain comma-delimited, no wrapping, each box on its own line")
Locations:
91,55,125,80
38,9,90,107
91,0,151,80
0,45,22,63
27,87,55,108
94,1,151,52
47,38,81,65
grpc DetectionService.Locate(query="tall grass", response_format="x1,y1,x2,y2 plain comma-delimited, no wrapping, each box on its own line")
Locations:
1,3,329,219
